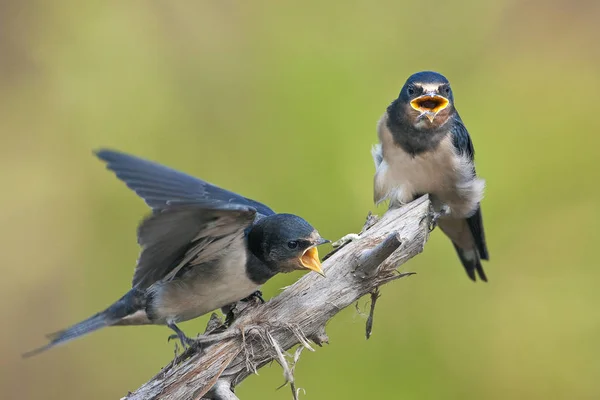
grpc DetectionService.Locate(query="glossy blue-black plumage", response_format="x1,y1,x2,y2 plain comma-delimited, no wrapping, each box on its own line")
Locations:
94,149,275,217
406,71,450,86
398,71,453,105
466,208,489,261
449,115,489,262
450,115,474,161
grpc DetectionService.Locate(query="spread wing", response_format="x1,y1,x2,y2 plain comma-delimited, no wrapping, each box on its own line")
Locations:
95,149,275,217
133,202,256,289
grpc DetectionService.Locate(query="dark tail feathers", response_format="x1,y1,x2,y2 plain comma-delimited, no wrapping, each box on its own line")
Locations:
453,244,487,282
23,289,145,358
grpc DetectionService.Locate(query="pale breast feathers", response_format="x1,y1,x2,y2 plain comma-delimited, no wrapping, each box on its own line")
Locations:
373,114,484,215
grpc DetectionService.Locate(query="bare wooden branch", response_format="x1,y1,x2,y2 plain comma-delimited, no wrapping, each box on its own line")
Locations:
355,232,402,278
209,380,240,400
124,195,432,400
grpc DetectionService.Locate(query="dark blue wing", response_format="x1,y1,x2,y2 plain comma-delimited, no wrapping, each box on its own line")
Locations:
450,113,475,162
466,207,489,261
450,114,489,261
94,149,275,217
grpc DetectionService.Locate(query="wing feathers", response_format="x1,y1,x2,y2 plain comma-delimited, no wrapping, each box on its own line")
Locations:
133,203,256,289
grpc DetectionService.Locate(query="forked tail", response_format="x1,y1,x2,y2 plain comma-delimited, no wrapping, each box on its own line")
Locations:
23,288,146,358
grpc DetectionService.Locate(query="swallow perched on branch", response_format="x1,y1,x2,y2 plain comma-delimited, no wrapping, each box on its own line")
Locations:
24,150,328,357
373,71,489,281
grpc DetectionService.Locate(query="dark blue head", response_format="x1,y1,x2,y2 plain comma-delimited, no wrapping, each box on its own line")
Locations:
396,71,455,130
247,214,329,275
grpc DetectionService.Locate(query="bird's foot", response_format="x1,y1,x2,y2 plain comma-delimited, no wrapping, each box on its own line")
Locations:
332,233,361,249
240,290,265,304
220,291,264,329
167,333,197,349
422,205,450,231
167,323,197,349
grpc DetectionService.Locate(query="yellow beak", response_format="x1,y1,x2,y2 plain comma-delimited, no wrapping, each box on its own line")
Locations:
410,94,450,122
300,247,325,277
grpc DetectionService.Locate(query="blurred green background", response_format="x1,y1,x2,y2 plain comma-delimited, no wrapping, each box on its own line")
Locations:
2,1,599,399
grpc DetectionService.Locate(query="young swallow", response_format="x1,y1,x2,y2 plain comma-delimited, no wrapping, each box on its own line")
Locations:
24,150,328,357
373,71,489,281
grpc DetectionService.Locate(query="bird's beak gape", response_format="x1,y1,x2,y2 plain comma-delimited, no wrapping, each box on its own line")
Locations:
410,94,449,122
300,238,329,277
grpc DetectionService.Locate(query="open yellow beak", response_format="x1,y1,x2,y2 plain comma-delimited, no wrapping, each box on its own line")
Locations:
410,95,450,122
300,247,325,277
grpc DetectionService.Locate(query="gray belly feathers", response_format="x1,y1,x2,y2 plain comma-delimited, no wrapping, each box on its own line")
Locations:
148,245,258,324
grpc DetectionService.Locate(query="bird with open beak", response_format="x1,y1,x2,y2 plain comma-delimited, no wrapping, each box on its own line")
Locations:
24,150,328,357
372,71,489,281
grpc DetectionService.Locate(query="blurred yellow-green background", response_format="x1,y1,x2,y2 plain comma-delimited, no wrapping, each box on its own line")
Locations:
2,1,599,399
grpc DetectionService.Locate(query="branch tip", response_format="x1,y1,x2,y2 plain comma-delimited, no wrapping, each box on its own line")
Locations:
355,232,402,277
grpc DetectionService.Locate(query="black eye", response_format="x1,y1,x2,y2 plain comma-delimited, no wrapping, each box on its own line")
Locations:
443,86,451,95
287,241,298,249
407,86,415,96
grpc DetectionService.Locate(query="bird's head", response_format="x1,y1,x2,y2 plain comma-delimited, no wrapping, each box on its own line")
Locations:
397,71,455,130
248,214,329,276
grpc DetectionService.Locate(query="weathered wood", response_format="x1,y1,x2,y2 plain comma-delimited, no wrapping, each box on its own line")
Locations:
123,195,432,400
